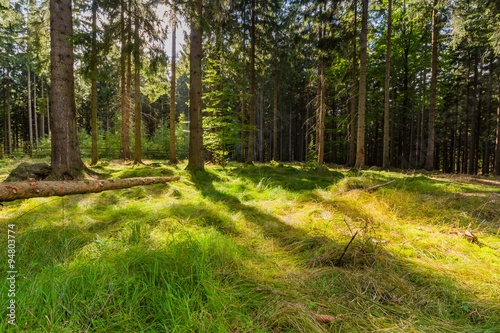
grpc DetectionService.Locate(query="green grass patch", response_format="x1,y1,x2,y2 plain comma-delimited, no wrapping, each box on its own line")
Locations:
1,160,499,332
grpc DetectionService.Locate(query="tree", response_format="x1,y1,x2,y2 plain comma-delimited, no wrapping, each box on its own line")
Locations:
424,0,439,171
169,20,178,164
90,0,98,165
49,0,86,179
349,0,357,166
186,0,204,170
246,0,256,164
354,0,368,169
133,3,142,164
120,0,130,160
382,0,392,169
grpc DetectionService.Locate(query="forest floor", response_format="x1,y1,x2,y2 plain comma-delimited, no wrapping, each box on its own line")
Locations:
1,158,499,332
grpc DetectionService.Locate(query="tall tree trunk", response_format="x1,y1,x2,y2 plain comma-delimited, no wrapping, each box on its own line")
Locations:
494,77,500,175
289,107,292,162
354,0,368,169
317,61,325,165
483,64,493,175
4,72,11,155
41,80,45,138
133,6,141,163
259,89,264,162
169,22,178,164
28,68,33,148
34,74,38,143
49,0,85,179
468,57,479,174
349,0,357,166
425,0,439,171
47,87,50,136
382,0,392,169
241,80,246,162
91,0,98,165
273,47,278,161
120,0,130,159
246,0,256,164
186,0,204,170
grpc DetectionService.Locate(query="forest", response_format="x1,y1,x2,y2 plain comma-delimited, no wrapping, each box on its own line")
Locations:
1,0,500,332
0,0,498,173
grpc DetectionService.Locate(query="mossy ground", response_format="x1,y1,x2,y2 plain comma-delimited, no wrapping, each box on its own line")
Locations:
1,158,499,332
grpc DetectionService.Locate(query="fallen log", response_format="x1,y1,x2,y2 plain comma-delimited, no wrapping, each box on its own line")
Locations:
0,177,180,202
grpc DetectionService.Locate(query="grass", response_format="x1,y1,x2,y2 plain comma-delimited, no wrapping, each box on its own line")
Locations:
1,158,500,332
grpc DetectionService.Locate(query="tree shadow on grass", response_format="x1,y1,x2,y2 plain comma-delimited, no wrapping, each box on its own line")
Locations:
187,169,500,331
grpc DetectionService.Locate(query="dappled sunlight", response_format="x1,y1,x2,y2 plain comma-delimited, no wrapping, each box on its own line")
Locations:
1,161,500,331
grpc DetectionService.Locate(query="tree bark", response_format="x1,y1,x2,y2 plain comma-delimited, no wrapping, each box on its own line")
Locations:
34,74,38,143
273,46,278,161
246,0,256,164
259,89,264,162
354,0,368,169
482,65,492,175
468,57,479,174
28,68,33,148
0,177,180,202
349,0,357,166
133,6,142,163
41,80,45,138
120,0,130,160
382,0,392,169
4,71,11,155
169,22,178,164
49,0,86,180
494,76,500,175
425,0,439,171
91,0,98,165
317,61,325,165
186,0,204,170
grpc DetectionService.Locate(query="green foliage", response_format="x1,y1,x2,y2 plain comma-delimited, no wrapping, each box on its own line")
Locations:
203,57,242,167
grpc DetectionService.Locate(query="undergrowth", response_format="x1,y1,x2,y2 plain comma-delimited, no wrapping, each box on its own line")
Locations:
1,159,499,332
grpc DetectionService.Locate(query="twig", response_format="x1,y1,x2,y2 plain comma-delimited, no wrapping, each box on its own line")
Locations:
86,277,113,332
342,217,354,236
335,231,358,266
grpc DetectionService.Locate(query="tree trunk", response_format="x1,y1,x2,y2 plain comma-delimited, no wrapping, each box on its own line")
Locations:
49,0,85,179
5,72,11,155
246,0,256,164
425,0,439,171
354,0,368,169
47,89,50,136
133,6,142,164
91,0,98,165
317,61,325,165
41,80,45,138
259,89,264,162
120,0,130,160
483,65,492,175
382,0,392,169
494,76,500,175
468,57,479,174
34,74,38,143
0,177,180,202
28,68,33,149
169,23,178,164
186,0,204,170
273,47,278,161
349,0,357,166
